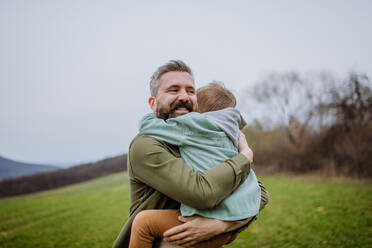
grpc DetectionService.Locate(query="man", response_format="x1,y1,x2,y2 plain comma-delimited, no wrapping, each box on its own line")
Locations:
113,60,268,248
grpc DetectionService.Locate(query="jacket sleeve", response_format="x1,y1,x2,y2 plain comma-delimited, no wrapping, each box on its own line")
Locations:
129,135,251,210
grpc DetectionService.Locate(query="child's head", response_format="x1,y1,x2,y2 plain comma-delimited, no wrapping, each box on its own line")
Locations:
196,82,236,113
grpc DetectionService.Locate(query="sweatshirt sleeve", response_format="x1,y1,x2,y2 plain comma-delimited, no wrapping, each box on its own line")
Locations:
139,112,218,147
139,113,185,146
129,135,251,209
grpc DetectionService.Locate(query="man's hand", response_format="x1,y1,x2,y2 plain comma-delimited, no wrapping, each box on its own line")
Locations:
163,215,233,247
238,131,253,163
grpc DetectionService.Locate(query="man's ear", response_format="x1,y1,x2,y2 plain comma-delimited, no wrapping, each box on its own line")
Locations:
148,96,156,112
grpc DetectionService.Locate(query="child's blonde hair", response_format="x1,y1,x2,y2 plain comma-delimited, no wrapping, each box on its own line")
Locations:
196,82,236,113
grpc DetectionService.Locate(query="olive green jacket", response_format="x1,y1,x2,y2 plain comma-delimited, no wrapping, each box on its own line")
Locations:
112,134,268,248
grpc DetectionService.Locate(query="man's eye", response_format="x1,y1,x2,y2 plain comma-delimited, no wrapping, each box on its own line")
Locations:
168,89,177,92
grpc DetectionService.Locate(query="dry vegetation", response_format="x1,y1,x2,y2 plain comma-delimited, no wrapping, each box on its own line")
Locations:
242,72,372,178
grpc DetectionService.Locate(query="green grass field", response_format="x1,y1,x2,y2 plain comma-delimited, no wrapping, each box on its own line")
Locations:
0,172,371,248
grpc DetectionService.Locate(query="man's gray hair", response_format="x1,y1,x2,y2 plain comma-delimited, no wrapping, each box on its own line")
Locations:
150,60,194,96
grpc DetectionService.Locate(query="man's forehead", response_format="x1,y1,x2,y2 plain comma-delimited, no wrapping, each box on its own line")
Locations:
158,71,195,88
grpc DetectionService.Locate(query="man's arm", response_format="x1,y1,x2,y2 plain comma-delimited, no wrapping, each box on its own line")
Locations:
161,131,255,247
162,180,268,248
129,134,251,209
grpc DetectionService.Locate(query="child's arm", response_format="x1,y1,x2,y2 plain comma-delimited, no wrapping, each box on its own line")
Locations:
139,112,222,147
139,113,186,146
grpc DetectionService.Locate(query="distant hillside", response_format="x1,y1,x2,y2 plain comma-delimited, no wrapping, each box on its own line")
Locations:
0,156,59,181
0,154,127,198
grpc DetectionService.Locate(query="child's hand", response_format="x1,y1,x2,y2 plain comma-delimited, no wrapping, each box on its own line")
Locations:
238,131,253,164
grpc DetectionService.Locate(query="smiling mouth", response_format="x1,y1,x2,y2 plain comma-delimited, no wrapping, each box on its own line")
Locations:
174,107,189,112
171,107,190,117
170,101,193,116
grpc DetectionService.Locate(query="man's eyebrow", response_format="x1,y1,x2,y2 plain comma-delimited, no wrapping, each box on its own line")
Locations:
167,84,179,88
165,84,195,90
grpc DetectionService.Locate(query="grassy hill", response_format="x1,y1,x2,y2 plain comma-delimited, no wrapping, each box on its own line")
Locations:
0,172,371,248
0,154,126,198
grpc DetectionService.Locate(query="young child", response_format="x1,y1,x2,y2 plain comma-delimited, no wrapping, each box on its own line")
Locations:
129,82,262,248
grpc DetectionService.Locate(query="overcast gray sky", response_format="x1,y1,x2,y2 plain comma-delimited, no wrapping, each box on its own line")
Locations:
1,0,371,165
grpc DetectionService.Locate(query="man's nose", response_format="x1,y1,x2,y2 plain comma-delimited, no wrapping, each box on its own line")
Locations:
177,89,189,101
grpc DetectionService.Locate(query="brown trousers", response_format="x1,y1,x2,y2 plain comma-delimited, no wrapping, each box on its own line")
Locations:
129,209,238,248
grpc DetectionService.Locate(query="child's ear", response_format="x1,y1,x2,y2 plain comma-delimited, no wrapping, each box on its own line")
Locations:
195,102,200,113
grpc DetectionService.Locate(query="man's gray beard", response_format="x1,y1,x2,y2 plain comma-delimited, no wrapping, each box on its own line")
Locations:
155,106,171,120
156,107,192,120
155,107,185,120
155,101,194,120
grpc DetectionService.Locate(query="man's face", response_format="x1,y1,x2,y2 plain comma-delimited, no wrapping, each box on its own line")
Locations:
149,71,197,120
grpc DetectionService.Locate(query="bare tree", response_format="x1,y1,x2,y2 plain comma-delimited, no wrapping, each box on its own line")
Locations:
241,71,335,146
318,73,372,176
